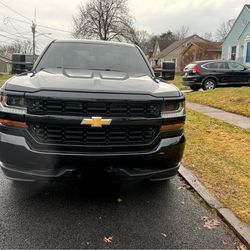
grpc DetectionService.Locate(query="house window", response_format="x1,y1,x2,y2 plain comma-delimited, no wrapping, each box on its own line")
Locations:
231,46,236,60
246,42,250,62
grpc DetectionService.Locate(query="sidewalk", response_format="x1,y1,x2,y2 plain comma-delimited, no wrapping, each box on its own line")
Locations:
186,101,250,130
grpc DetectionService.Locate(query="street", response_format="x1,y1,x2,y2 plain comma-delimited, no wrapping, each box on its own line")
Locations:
0,170,239,249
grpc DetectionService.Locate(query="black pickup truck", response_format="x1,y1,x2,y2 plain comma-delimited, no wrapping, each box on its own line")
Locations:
0,40,185,182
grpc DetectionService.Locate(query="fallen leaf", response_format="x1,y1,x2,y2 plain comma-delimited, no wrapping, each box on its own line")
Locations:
103,236,113,243
222,240,228,245
179,181,191,190
202,216,220,229
117,198,123,203
161,233,167,237
236,243,247,250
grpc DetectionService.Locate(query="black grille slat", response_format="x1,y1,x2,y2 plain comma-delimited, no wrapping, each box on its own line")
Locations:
27,98,161,147
29,124,159,146
27,99,161,117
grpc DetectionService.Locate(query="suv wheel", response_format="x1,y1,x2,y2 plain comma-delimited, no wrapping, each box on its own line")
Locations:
202,79,216,90
190,86,200,91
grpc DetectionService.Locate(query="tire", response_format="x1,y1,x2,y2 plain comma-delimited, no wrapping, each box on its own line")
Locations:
190,86,200,91
202,78,216,90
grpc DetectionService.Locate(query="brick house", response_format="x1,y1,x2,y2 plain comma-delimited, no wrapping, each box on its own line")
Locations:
180,41,222,71
156,35,221,72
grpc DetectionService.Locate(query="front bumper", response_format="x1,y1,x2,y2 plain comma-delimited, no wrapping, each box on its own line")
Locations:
0,131,185,181
182,76,202,87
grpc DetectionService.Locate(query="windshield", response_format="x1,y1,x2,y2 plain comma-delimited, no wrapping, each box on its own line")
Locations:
36,42,152,75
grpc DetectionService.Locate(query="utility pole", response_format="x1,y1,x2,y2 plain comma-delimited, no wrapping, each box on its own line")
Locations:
31,9,36,63
31,21,36,62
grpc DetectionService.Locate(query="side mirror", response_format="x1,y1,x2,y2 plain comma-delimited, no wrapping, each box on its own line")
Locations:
154,61,175,81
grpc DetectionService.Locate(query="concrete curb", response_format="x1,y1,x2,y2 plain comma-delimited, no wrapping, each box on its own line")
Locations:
178,165,250,248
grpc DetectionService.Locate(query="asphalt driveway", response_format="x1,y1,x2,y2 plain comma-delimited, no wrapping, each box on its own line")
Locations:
0,171,239,249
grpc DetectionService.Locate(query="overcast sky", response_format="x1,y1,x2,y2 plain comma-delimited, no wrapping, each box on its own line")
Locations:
0,0,249,52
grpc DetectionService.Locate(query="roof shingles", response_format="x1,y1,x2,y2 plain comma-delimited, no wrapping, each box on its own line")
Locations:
157,35,201,59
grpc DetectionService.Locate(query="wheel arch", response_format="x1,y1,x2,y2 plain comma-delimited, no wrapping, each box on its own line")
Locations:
202,75,219,86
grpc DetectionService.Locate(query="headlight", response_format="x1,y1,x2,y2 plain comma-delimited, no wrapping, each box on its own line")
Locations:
6,95,26,107
161,100,185,115
0,94,27,114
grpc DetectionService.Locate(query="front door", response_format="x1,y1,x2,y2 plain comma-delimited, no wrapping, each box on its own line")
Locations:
246,42,250,63
215,62,231,84
227,62,250,84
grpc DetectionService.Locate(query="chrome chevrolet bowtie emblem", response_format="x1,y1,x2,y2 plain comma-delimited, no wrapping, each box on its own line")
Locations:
81,117,112,128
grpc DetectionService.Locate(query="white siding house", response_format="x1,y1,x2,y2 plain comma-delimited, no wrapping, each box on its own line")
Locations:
222,5,250,66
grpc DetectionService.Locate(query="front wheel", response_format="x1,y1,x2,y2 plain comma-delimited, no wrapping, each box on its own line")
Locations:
202,79,216,90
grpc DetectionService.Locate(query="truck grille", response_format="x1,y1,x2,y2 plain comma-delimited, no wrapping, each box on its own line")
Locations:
27,99,161,117
29,124,159,146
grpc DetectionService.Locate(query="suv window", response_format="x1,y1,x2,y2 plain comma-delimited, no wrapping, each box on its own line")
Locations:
36,42,152,75
228,62,245,70
203,62,218,69
184,64,196,71
217,62,229,69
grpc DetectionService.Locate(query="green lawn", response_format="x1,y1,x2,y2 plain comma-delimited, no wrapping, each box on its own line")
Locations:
0,74,13,87
186,87,250,117
183,109,250,224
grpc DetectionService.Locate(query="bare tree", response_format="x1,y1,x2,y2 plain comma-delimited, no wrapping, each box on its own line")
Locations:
143,34,158,53
173,25,190,40
201,32,213,41
216,19,235,41
129,30,151,53
73,0,136,42
0,39,32,56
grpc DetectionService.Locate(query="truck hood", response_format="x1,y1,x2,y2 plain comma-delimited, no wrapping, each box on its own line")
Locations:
4,68,181,98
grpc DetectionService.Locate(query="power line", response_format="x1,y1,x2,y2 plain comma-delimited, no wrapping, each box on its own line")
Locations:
0,32,19,41
36,29,54,39
8,19,30,39
4,16,71,34
0,29,30,39
36,24,71,34
0,0,32,22
4,16,30,25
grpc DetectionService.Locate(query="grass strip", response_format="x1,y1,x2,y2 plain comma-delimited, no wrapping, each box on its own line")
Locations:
183,109,250,224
